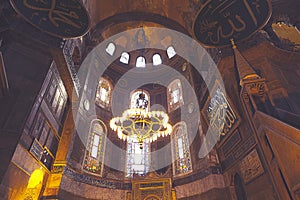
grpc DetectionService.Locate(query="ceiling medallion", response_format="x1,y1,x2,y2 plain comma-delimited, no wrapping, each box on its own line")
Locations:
110,92,172,149
10,0,90,38
193,0,272,47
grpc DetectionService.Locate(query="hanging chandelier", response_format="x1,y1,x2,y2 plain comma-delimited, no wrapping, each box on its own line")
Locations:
110,92,172,149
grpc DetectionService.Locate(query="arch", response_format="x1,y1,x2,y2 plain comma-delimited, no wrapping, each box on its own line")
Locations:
105,42,116,56
171,121,192,176
166,46,176,59
91,12,190,42
130,89,150,111
120,52,130,64
234,173,247,200
152,53,162,66
82,119,107,176
136,56,146,68
95,77,113,109
167,79,184,112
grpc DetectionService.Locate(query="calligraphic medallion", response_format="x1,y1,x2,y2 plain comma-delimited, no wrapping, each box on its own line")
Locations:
203,81,239,140
193,0,272,47
10,0,90,38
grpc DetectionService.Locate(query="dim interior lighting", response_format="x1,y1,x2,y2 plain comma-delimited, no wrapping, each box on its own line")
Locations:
110,92,172,149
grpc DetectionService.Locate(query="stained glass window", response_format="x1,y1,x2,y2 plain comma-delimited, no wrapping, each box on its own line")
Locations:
167,79,184,112
130,90,150,112
126,137,150,178
171,121,192,176
95,77,112,109
83,120,107,176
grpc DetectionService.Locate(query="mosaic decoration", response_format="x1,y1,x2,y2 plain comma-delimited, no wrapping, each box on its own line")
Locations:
239,149,264,183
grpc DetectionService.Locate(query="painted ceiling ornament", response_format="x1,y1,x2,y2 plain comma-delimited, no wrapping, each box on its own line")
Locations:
193,0,272,47
10,0,90,38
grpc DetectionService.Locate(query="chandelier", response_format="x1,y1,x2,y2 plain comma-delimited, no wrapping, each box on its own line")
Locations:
110,92,172,149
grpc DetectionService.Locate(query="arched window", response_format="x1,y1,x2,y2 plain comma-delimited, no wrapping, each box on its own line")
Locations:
120,52,130,64
95,77,112,109
167,46,176,59
126,136,150,178
126,89,151,177
136,56,146,68
83,120,107,176
105,42,116,56
171,121,192,176
167,79,184,112
130,90,150,112
152,54,162,66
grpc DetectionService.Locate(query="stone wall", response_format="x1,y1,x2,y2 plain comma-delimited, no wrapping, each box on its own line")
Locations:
174,174,227,199
59,174,128,200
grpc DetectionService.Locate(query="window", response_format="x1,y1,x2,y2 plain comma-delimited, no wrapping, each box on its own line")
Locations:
105,42,116,56
152,54,162,66
167,79,184,112
167,46,176,59
95,77,112,108
171,122,192,176
272,22,300,50
120,52,130,64
45,71,67,121
126,137,150,178
136,56,146,68
126,89,151,177
83,120,107,176
130,90,150,112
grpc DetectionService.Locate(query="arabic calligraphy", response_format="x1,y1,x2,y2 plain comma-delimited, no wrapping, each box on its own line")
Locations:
10,0,90,38
206,86,238,137
193,0,271,47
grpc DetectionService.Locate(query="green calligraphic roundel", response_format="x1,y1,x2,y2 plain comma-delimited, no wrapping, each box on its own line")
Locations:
193,0,272,47
10,0,90,38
